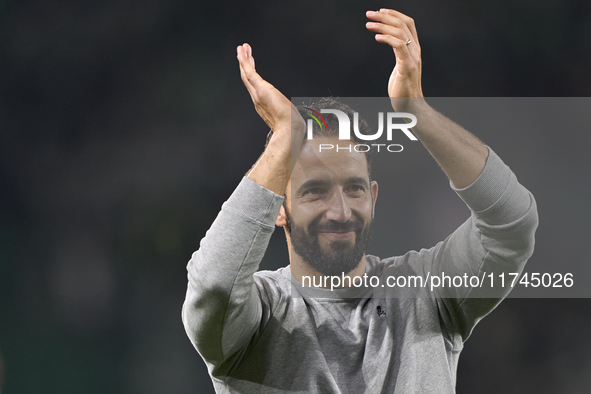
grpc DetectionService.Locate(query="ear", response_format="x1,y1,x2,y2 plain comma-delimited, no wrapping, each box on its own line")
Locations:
276,204,287,227
370,180,379,218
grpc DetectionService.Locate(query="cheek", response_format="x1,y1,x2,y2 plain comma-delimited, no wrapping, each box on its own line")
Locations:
352,199,374,217
292,202,324,222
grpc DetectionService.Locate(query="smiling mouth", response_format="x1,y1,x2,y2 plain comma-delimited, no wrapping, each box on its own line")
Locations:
318,231,355,239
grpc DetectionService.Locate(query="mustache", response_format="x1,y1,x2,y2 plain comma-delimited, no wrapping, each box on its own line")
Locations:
309,219,362,233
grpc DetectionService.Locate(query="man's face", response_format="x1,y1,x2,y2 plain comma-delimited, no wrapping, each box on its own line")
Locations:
284,137,378,276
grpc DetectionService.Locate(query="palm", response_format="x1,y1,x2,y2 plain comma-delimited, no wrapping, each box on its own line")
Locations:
237,44,305,136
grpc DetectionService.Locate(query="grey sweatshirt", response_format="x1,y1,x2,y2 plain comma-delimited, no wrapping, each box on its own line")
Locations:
182,148,538,393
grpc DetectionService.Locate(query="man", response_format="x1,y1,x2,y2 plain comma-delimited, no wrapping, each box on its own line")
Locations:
182,9,538,393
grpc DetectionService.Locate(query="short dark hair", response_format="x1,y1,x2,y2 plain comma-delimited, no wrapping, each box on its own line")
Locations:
260,97,374,180
296,97,373,179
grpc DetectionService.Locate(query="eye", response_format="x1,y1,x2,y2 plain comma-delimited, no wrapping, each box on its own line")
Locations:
306,187,328,195
346,184,365,193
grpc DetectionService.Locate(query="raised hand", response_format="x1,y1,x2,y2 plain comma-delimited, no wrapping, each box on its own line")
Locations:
237,43,305,195
366,9,423,99
237,43,305,138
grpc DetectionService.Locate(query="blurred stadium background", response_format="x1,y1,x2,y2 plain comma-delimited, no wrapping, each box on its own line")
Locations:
1,0,591,393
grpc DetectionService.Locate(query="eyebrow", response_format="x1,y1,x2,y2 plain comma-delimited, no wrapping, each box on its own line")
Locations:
296,179,331,195
296,177,369,195
345,177,370,189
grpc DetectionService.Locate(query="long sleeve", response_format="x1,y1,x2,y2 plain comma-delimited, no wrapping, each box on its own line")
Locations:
181,177,284,376
419,147,539,341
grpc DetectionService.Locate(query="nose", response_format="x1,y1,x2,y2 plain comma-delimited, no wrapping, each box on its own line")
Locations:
325,189,352,222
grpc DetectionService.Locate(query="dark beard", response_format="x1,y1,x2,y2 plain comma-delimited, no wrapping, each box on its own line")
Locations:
284,203,373,276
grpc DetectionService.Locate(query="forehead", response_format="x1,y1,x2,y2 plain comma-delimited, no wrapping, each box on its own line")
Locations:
290,137,370,188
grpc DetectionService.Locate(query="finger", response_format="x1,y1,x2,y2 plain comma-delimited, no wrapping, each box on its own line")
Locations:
237,45,251,77
237,44,254,68
366,22,410,44
366,10,417,44
244,43,256,69
379,9,419,43
237,44,257,78
237,46,258,97
236,44,270,96
239,62,256,95
241,62,266,93
237,44,248,65
366,23,419,58
366,12,414,49
239,67,258,105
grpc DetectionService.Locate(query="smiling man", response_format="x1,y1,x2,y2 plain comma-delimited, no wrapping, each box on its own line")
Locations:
285,133,378,281
182,9,538,394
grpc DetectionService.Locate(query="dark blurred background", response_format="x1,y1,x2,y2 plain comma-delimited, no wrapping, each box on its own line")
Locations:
1,0,591,393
